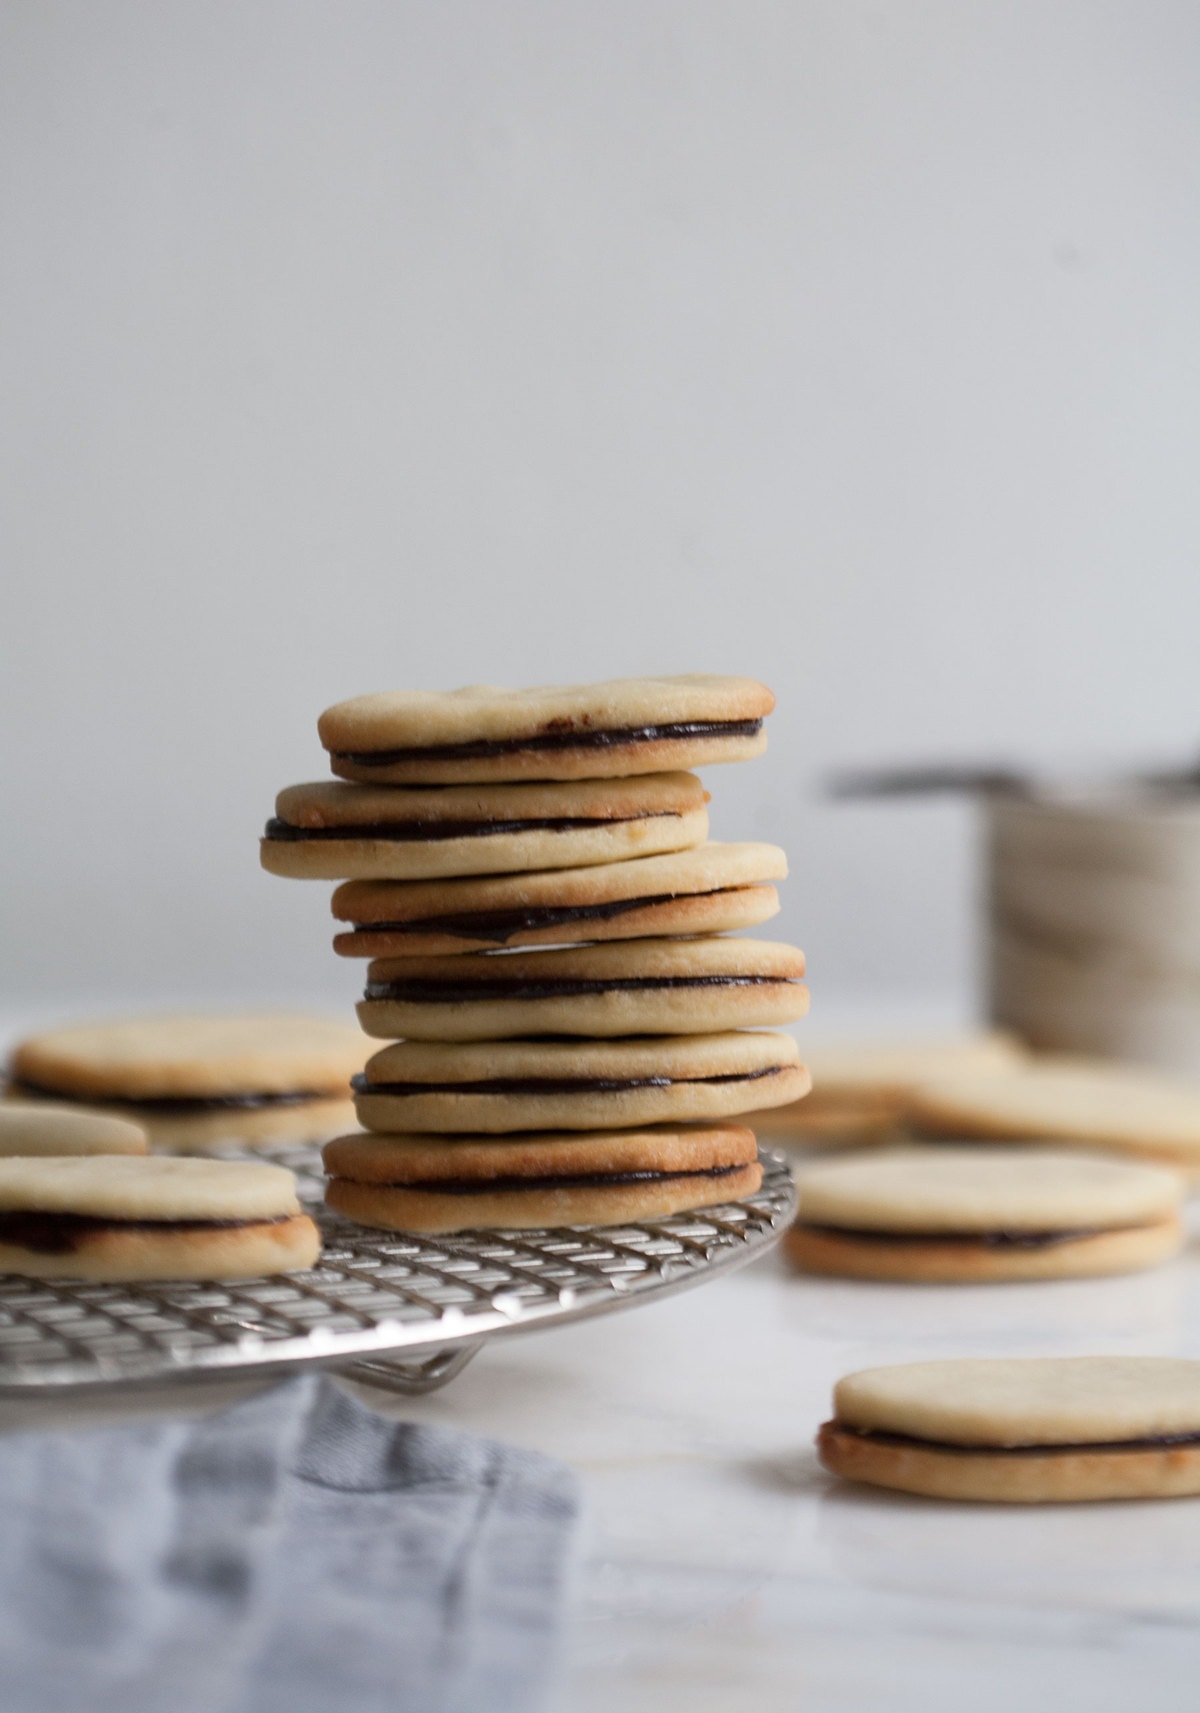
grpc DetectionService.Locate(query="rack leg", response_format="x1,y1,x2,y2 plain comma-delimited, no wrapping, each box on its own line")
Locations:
336,1340,484,1395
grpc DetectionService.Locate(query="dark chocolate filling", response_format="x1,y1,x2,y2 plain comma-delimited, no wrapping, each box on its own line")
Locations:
0,1211,293,1256
341,887,746,943
828,1423,1200,1455
354,1066,785,1096
796,1222,1137,1251
8,1080,336,1116
264,812,672,844
363,974,796,1004
341,1163,746,1196
333,718,763,766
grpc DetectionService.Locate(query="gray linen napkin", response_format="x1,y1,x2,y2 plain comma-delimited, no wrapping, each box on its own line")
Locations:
0,1374,580,1713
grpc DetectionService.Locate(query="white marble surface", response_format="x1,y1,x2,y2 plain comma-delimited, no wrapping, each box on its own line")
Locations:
6,1196,1200,1711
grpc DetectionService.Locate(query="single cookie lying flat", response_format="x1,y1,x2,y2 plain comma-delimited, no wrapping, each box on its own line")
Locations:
355,1032,809,1133
8,1013,369,1153
324,1122,762,1233
786,1147,1183,1281
0,1103,147,1157
819,1357,1200,1502
0,1155,320,1280
909,1060,1200,1170
331,841,786,957
319,674,774,784
357,936,808,1041
262,775,709,881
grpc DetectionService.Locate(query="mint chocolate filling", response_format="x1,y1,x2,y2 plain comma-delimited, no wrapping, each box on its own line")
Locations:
825,1422,1200,1455
347,1163,746,1196
265,812,670,844
342,887,745,943
0,1211,293,1255
354,1066,785,1096
8,1080,333,1115
796,1222,1135,1251
334,718,763,766
363,974,794,1004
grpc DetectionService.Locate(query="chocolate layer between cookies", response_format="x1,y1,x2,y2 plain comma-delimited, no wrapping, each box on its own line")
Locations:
332,718,764,767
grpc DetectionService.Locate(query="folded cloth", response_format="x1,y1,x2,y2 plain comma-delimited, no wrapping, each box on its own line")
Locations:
0,1374,580,1713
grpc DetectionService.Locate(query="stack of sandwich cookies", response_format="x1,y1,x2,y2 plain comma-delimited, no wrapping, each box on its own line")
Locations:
786,1148,1184,1282
0,1156,320,1280
331,842,786,957
7,1014,370,1152
264,673,808,1234
818,1357,1200,1503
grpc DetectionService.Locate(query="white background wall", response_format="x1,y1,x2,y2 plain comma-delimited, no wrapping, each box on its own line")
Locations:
2,1,1198,1026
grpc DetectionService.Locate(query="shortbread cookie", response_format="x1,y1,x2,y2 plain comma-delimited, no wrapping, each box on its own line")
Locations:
261,775,709,881
802,1030,1024,1118
786,1147,1183,1282
0,1155,320,1280
744,1097,900,1149
355,1032,809,1133
0,1103,147,1157
818,1356,1200,1502
8,1013,369,1153
331,842,786,957
357,937,808,1041
324,1122,762,1233
909,1060,1200,1170
319,674,774,784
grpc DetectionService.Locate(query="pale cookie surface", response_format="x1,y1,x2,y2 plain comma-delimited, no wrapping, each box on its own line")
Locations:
331,841,786,956
910,1060,1200,1165
354,1032,808,1133
357,936,808,1041
819,1357,1200,1502
10,1013,370,1099
262,775,710,881
319,674,774,783
794,1147,1182,1232
834,1356,1200,1445
744,1097,900,1146
804,1030,1024,1109
0,1102,147,1156
0,1155,302,1220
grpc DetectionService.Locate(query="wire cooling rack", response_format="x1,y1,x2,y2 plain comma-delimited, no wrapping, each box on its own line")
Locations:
0,1147,795,1396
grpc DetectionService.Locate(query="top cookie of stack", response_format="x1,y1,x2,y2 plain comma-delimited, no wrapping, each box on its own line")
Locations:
261,674,808,1234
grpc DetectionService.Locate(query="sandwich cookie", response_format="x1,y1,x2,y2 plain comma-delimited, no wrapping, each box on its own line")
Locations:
331,841,786,957
324,1122,762,1233
0,1103,147,1157
8,1013,370,1152
357,936,809,1041
0,1156,320,1280
262,775,709,882
319,674,774,784
354,1032,809,1133
743,1097,901,1150
786,1147,1183,1282
818,1357,1200,1503
909,1060,1200,1172
801,1030,1024,1123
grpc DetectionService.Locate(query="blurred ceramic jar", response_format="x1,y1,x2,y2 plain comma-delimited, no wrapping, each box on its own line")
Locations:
987,787,1200,1075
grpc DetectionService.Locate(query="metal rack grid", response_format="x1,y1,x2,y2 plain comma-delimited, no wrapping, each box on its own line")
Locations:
0,1148,796,1395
